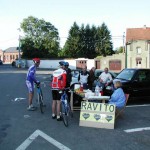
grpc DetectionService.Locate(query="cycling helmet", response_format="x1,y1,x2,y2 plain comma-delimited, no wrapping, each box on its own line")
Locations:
33,58,40,63
65,62,69,66
59,61,65,66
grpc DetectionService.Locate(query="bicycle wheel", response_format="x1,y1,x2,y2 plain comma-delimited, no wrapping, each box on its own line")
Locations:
61,102,68,127
38,94,44,114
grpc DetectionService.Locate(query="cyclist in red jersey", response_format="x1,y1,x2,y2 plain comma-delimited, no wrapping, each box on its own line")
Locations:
51,61,67,121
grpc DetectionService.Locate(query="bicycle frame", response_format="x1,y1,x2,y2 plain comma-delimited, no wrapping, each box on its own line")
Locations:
60,89,73,127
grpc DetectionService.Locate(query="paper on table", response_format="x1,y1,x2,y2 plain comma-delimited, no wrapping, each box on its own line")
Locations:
87,95,110,100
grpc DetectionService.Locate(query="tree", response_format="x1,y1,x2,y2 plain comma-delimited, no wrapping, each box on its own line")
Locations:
20,16,59,58
95,23,114,56
60,22,81,58
115,46,124,54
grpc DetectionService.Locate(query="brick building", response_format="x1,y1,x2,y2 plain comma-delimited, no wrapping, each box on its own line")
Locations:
0,47,22,64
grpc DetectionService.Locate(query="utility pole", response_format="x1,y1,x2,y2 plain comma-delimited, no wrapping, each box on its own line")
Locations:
17,28,21,68
123,32,125,53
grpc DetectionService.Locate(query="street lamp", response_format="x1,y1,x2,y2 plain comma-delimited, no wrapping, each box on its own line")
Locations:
17,28,21,68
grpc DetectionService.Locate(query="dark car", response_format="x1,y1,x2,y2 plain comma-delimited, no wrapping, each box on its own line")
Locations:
113,68,150,102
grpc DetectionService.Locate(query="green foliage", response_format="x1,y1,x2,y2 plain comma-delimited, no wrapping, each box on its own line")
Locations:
115,46,124,54
61,22,114,58
20,16,59,58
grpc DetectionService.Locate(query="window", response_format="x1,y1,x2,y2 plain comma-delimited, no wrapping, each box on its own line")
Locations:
136,47,141,54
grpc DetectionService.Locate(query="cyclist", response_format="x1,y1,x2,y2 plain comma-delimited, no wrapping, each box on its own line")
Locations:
64,62,72,88
64,62,72,102
51,61,67,121
26,58,40,111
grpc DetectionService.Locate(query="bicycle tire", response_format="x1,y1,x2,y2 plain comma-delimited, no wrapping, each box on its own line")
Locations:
61,102,68,127
38,94,44,114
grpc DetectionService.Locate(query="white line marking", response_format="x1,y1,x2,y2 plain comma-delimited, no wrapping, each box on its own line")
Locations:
126,104,150,108
16,129,71,150
124,127,150,133
14,98,26,101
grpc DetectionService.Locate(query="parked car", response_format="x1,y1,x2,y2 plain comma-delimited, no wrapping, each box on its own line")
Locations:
112,68,150,102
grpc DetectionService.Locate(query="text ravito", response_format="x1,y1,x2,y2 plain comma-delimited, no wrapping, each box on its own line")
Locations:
81,101,115,113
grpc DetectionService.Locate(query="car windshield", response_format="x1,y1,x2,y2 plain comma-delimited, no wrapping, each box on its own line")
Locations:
116,69,136,81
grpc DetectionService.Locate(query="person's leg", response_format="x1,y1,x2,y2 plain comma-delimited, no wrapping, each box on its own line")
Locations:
29,92,34,106
52,100,57,118
26,81,35,110
56,90,61,121
56,100,61,118
52,90,57,118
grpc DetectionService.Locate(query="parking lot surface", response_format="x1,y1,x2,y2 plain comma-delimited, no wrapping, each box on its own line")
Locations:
0,65,150,150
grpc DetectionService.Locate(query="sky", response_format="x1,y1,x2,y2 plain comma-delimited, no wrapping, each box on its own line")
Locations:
0,0,150,50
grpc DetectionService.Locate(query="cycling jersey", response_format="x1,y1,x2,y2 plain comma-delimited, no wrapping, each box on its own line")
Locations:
26,65,38,83
51,68,67,90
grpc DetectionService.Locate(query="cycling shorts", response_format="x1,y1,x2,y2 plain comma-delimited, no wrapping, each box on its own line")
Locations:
26,80,34,93
52,90,61,100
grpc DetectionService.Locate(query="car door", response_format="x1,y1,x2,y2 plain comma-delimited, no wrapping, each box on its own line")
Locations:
131,70,150,100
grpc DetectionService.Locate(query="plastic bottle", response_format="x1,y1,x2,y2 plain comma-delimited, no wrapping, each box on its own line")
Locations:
99,86,103,96
95,85,100,96
80,82,83,91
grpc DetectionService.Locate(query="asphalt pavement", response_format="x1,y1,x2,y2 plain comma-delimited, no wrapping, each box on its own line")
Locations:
0,64,150,150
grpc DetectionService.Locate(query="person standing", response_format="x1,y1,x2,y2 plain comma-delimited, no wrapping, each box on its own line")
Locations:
51,61,67,121
64,62,72,87
88,67,96,91
78,66,89,89
26,58,40,111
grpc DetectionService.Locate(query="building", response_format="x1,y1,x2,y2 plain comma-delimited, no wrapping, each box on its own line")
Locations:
0,47,22,64
126,25,150,68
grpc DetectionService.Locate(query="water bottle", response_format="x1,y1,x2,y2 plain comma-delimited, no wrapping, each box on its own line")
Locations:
99,86,103,96
95,85,100,96
80,82,83,91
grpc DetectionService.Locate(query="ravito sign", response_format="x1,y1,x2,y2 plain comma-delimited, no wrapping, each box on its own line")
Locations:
79,101,115,129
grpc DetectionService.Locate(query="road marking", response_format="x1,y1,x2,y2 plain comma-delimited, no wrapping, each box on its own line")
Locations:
126,104,150,108
16,129,71,150
14,98,26,101
124,127,150,133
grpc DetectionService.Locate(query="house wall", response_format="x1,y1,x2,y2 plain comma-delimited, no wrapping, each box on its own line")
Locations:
127,40,150,68
26,59,95,70
24,55,124,73
99,53,125,72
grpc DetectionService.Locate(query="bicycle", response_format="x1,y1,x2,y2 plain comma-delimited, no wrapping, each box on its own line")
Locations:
36,83,46,114
60,88,73,127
